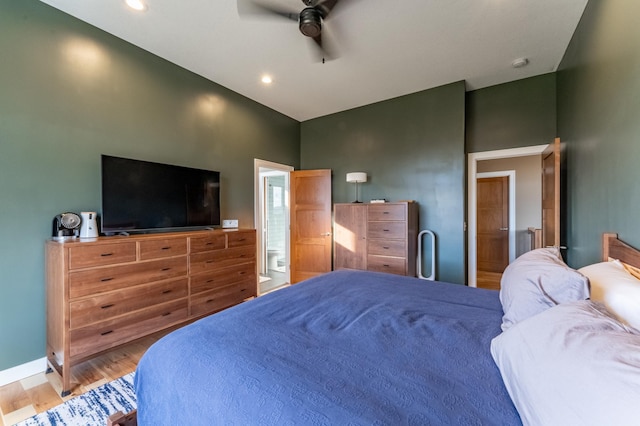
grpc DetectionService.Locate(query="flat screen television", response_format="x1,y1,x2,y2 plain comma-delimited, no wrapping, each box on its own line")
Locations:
101,155,221,235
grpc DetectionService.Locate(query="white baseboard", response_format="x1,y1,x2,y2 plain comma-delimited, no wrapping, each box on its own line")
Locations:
0,357,47,387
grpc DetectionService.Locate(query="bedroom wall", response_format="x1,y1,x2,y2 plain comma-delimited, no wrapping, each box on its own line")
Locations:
557,0,640,267
466,73,557,153
0,0,300,373
300,82,466,285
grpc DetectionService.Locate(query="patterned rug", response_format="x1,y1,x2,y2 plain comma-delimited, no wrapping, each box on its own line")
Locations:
15,373,136,426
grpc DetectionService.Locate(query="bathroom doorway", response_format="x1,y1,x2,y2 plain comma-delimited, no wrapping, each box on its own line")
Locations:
254,159,293,294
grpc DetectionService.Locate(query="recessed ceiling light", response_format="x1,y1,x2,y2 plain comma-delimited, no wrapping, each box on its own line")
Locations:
261,75,273,84
126,0,147,11
512,57,529,68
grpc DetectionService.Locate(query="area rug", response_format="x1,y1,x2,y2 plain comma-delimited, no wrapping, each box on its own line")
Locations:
16,372,136,426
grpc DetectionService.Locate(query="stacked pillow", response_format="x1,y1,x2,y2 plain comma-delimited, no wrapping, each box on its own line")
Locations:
579,259,640,331
499,247,589,331
492,250,640,425
491,300,640,426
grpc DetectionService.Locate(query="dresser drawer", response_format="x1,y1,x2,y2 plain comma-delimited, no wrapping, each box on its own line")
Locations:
69,299,188,361
190,234,226,253
139,237,187,260
68,242,137,269
190,246,255,274
68,257,188,299
368,239,406,257
191,262,256,295
367,221,406,239
367,255,406,275
227,230,256,248
367,204,406,221
69,277,188,329
190,281,252,318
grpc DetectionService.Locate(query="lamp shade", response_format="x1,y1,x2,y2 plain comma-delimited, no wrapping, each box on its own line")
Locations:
346,172,367,183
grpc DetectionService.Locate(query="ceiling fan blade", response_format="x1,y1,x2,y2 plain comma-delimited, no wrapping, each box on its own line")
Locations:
318,0,362,20
310,32,338,62
237,0,299,22
315,0,340,18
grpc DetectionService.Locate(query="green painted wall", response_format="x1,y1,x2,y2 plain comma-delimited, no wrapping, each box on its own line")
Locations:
0,0,299,371
300,82,466,284
466,73,557,153
557,0,640,266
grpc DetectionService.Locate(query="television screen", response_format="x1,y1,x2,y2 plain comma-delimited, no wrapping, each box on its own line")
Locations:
101,155,221,234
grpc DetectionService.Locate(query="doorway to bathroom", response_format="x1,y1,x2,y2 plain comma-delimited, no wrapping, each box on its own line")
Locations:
254,159,293,295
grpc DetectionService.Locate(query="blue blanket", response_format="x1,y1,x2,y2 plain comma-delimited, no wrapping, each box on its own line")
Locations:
135,270,520,425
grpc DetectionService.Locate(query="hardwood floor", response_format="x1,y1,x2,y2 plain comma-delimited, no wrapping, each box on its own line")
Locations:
0,329,173,426
476,270,502,290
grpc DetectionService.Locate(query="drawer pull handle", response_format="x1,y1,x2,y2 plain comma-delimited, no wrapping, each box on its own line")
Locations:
239,271,246,275
162,312,171,317
100,253,113,257
162,289,172,294
383,211,390,214
206,260,213,264
206,242,213,245
100,277,114,282
239,254,246,258
383,229,390,232
383,246,390,249
101,330,113,336
237,238,246,242
207,279,215,283
161,246,171,250
206,299,214,303
383,264,390,267
161,267,171,271
101,304,114,309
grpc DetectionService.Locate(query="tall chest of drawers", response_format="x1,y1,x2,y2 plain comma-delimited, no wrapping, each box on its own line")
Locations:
45,229,256,396
333,202,418,276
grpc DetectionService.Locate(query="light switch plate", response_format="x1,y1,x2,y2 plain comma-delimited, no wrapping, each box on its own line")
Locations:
222,219,238,229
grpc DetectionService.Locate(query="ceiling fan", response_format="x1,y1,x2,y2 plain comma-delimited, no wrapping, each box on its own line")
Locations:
237,0,349,61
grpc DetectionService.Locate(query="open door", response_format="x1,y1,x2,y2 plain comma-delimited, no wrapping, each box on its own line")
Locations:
290,169,332,283
541,138,561,248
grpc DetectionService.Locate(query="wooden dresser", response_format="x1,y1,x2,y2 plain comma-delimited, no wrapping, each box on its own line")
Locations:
45,228,256,396
333,202,418,276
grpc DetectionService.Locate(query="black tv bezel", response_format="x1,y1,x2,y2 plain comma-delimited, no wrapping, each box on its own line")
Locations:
100,155,221,235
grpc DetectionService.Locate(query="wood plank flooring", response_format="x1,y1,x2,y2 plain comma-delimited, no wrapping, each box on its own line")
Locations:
0,329,172,426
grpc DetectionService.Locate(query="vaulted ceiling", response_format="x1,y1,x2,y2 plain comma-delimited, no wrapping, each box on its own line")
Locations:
39,0,588,121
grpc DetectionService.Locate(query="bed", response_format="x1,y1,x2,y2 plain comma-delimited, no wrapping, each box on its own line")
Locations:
132,233,640,425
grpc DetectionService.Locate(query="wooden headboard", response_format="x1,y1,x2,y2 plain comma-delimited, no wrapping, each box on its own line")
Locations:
602,233,640,279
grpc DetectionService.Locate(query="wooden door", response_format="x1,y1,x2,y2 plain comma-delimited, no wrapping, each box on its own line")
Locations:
290,169,332,283
477,176,509,273
333,203,367,270
542,138,561,248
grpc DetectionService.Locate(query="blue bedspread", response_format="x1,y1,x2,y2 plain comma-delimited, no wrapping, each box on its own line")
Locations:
135,270,520,425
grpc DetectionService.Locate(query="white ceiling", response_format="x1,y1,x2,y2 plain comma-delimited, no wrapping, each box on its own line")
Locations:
39,0,588,122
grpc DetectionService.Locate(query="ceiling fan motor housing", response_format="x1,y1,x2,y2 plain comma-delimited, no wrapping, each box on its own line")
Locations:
299,7,322,38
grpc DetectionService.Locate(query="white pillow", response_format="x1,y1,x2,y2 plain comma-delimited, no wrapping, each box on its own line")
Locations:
499,247,589,331
579,260,640,331
491,301,640,426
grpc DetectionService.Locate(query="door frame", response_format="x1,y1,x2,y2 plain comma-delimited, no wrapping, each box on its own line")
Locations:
476,171,516,271
254,159,294,286
467,145,547,287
